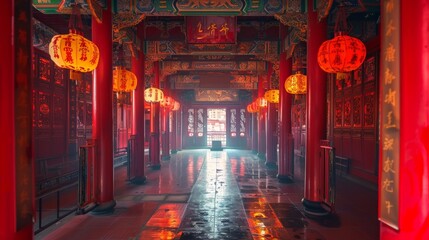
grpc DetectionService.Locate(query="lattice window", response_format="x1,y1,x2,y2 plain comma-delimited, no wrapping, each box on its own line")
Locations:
187,108,195,136
239,108,246,136
197,108,204,137
230,109,236,137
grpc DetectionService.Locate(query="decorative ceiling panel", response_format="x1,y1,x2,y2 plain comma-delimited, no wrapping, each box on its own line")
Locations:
145,40,278,56
195,89,238,101
33,0,284,16
172,74,257,90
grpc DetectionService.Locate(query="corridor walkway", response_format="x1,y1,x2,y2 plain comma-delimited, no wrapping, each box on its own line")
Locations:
37,149,378,240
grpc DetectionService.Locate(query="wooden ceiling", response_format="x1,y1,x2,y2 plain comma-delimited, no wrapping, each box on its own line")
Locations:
32,0,380,101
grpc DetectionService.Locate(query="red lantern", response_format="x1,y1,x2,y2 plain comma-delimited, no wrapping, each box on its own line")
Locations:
317,32,366,73
144,87,164,103
256,97,267,108
48,4,99,79
172,101,181,111
161,96,175,109
112,67,137,92
264,89,279,103
285,72,307,94
247,104,256,113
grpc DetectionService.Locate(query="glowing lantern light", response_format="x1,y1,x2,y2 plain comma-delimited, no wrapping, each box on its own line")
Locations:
317,33,366,73
264,89,279,103
144,87,164,103
285,72,307,94
247,103,258,113
250,101,260,112
161,96,175,109
112,66,137,92
48,4,99,80
172,101,181,111
256,97,267,108
49,33,99,75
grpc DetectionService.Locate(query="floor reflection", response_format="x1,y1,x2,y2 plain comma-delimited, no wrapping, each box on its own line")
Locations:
38,149,378,240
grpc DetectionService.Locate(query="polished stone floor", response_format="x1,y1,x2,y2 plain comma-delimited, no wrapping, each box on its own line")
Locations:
37,149,379,240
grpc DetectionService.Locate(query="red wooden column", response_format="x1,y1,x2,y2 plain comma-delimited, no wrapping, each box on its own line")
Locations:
302,0,329,216
265,63,277,167
251,112,258,153
380,1,429,239
170,109,177,154
169,105,178,154
149,61,161,170
278,52,294,183
131,46,146,184
0,1,34,239
91,1,116,213
175,108,183,151
161,100,171,160
257,75,267,159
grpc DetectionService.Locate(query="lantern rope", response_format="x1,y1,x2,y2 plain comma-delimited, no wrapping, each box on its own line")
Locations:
68,3,84,35
334,3,349,36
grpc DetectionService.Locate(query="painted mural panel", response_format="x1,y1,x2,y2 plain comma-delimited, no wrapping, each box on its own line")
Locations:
195,89,238,101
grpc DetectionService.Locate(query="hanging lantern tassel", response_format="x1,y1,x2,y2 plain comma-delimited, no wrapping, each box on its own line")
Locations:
69,70,82,81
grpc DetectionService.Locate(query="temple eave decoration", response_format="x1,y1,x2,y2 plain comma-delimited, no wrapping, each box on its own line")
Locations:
33,0,285,16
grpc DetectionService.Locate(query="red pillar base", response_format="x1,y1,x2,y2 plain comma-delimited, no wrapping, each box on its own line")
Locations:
149,133,161,170
265,161,277,169
91,200,117,215
151,165,161,170
277,174,294,183
130,176,147,185
161,155,171,160
302,199,331,217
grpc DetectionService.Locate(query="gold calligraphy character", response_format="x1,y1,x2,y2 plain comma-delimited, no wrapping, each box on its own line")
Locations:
385,43,396,62
17,48,28,67
385,0,394,13
383,156,396,173
207,23,217,37
197,22,203,33
384,68,396,85
382,178,394,193
383,136,394,151
19,30,28,45
18,11,27,22
385,201,394,215
386,20,396,37
384,88,396,107
220,23,229,35
385,111,397,129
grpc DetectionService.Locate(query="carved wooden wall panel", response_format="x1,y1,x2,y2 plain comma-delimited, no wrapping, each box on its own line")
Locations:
331,52,379,183
33,49,69,180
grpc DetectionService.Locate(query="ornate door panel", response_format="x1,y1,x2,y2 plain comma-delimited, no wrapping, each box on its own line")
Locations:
226,107,247,149
34,53,67,158
33,49,69,179
331,52,379,183
183,107,207,148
